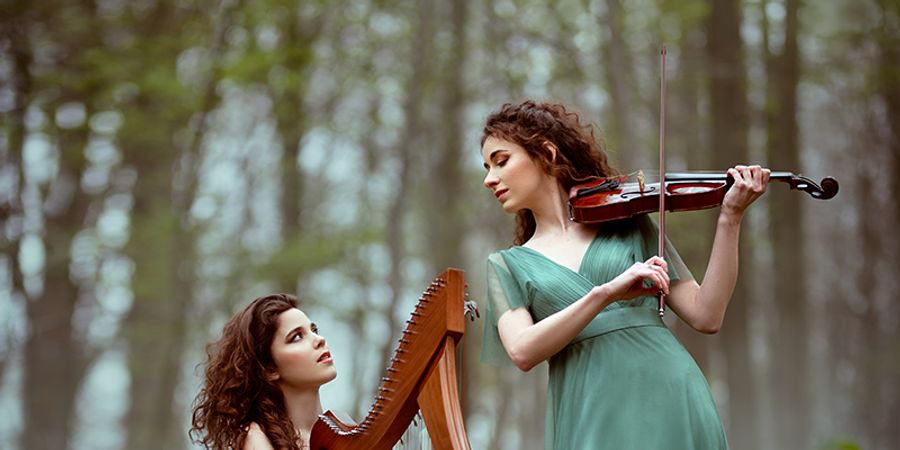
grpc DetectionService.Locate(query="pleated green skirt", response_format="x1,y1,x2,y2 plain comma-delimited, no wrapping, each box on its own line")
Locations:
544,307,727,450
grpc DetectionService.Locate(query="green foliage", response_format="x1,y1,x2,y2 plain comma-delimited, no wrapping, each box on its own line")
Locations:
818,437,863,450
258,225,382,284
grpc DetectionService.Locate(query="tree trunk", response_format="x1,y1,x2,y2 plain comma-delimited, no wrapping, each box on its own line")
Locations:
426,0,472,421
706,0,758,448
122,112,208,449
0,0,31,382
876,0,900,445
0,0,30,247
269,3,317,293
601,0,640,169
22,277,89,450
260,1,339,295
378,0,432,371
121,1,229,447
670,26,713,375
853,167,882,448
428,0,466,279
23,170,92,450
765,0,810,448
877,0,900,298
16,1,102,446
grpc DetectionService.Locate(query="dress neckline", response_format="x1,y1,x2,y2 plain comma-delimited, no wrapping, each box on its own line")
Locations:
513,229,603,277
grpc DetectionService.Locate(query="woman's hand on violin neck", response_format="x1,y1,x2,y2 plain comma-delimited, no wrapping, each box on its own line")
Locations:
721,165,771,218
599,256,670,302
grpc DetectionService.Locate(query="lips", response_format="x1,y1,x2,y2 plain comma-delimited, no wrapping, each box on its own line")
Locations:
317,351,332,364
494,188,508,200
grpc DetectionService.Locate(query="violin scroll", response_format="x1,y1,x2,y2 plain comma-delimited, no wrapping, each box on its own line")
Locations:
786,175,839,200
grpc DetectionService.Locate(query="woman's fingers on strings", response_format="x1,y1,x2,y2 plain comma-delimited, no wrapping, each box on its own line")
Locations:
727,166,740,182
726,165,767,206
731,164,770,195
753,166,771,193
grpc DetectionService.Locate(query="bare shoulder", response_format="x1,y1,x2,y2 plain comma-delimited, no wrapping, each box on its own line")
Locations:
243,422,275,450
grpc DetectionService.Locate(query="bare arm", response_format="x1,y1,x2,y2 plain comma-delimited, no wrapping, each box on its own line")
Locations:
666,165,770,333
498,258,670,371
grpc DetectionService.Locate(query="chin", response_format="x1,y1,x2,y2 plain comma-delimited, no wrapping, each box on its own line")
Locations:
500,201,519,214
322,367,338,384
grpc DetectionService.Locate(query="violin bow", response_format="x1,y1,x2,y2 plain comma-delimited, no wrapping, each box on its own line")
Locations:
657,45,667,317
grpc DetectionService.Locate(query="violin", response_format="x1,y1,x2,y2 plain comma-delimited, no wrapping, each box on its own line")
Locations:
567,171,839,224
613,46,840,316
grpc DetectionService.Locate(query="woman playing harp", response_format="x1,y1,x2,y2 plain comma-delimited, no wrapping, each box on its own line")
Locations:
190,293,336,450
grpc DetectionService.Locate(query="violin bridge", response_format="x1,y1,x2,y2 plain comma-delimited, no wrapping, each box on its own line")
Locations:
637,170,646,194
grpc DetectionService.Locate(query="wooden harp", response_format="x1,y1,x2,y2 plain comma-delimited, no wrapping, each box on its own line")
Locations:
310,268,472,450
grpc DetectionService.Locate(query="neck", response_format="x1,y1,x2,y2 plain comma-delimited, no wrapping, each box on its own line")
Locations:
528,180,586,239
280,385,323,444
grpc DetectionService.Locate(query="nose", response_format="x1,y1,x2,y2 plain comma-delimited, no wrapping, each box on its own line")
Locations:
484,169,499,189
312,332,326,348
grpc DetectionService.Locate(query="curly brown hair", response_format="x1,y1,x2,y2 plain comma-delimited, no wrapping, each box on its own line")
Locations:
190,294,303,450
481,100,618,244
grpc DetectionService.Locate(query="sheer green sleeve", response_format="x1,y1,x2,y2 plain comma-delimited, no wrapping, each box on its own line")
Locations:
635,214,695,284
481,252,528,365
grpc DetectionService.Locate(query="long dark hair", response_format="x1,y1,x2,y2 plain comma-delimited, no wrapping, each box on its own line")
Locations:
481,100,618,244
190,294,303,450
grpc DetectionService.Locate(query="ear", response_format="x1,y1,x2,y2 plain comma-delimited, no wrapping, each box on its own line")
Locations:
542,141,558,163
265,370,280,382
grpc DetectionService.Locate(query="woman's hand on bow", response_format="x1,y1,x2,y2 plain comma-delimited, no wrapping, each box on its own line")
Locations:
597,256,670,302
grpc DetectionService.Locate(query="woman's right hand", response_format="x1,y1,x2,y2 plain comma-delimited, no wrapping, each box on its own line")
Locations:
597,256,670,302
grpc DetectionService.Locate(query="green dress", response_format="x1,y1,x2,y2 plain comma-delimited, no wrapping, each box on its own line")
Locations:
482,215,728,450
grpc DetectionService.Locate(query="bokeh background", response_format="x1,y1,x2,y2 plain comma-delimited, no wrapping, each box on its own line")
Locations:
1,0,898,449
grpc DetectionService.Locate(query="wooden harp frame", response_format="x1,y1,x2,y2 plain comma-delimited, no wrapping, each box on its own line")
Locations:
310,268,472,450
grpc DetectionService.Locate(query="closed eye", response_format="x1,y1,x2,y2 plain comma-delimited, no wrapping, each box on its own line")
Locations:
483,156,509,171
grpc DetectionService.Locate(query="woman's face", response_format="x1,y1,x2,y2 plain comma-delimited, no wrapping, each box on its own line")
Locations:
482,135,552,213
268,308,337,390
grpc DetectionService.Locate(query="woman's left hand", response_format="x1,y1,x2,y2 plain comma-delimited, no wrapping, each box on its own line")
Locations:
721,165,770,218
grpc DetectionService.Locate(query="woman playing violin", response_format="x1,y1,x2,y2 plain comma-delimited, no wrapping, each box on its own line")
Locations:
479,100,769,449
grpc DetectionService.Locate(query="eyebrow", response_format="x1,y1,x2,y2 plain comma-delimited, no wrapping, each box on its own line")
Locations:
285,325,304,340
483,149,508,170
285,323,317,340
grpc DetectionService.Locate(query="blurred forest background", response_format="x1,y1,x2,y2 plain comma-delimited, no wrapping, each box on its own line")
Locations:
1,0,898,449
